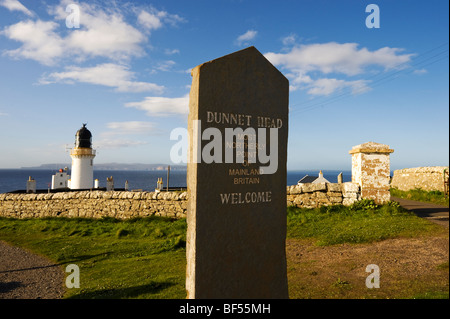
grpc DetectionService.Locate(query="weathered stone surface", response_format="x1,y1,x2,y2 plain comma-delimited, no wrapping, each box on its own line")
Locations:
350,142,394,204
315,192,328,199
341,182,360,193
349,141,394,155
327,191,342,197
302,183,327,193
327,183,341,192
1,183,365,221
293,195,304,206
286,182,360,208
391,166,449,192
329,196,343,203
361,189,389,203
343,192,359,199
343,198,358,206
186,47,289,299
289,185,302,194
0,191,188,220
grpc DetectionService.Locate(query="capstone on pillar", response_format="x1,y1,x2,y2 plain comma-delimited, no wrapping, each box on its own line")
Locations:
349,142,394,204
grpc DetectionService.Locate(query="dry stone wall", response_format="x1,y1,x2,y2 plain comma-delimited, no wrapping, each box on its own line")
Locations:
0,183,362,219
0,191,188,219
287,182,361,208
391,166,449,192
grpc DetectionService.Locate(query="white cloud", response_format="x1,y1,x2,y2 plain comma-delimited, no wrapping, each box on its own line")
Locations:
138,10,163,30
307,78,370,96
155,60,176,72
164,48,180,55
137,8,185,30
1,20,64,65
2,2,145,64
265,42,414,96
95,121,158,149
289,71,313,85
105,121,157,135
95,139,148,149
0,0,33,16
125,95,189,116
39,63,164,93
281,33,297,46
156,10,185,27
59,2,146,61
413,68,427,75
1,1,185,65
236,30,257,46
266,42,413,76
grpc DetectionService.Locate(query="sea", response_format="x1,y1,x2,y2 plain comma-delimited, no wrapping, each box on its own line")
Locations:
0,169,352,194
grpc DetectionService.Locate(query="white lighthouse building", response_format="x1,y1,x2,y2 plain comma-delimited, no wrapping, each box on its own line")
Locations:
70,124,96,189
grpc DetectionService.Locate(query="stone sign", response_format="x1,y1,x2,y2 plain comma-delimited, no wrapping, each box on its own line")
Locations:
186,47,289,298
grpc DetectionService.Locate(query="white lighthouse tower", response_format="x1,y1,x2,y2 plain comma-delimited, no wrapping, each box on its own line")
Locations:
70,124,96,189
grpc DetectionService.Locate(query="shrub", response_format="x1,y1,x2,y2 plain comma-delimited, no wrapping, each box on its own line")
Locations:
350,199,378,211
115,228,129,238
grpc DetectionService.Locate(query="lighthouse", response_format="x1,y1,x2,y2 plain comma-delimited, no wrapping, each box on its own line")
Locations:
70,124,96,189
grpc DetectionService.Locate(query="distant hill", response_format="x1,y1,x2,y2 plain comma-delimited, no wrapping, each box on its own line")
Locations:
20,163,186,171
20,164,70,170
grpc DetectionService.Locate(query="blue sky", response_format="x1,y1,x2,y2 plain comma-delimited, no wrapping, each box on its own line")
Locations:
0,0,448,170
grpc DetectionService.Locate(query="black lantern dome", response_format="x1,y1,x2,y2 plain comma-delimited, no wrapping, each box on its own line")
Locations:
75,124,92,148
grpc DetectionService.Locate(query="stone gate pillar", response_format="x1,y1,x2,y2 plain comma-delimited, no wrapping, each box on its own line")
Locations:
349,142,394,204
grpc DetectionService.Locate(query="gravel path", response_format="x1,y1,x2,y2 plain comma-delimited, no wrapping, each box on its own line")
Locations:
0,241,65,299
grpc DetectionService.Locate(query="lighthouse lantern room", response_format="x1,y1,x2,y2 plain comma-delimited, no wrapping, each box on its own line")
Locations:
70,124,96,189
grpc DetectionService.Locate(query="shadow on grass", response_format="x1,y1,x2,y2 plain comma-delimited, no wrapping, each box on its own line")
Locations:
0,281,24,294
66,281,175,299
57,252,113,264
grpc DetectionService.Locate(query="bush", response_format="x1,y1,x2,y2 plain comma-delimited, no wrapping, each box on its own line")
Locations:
115,228,129,238
349,199,378,211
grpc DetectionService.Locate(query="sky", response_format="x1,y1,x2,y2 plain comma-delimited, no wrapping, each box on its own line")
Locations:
0,0,448,171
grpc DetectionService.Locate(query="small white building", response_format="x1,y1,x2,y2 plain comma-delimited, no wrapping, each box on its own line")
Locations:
51,168,70,189
298,170,330,185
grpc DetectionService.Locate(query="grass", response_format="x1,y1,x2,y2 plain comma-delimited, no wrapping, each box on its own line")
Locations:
286,199,442,246
410,290,450,299
0,216,187,299
0,199,446,299
391,188,449,206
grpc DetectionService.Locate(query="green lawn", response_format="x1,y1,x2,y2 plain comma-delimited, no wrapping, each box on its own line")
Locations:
0,199,446,299
0,216,187,299
390,188,449,206
287,199,443,246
